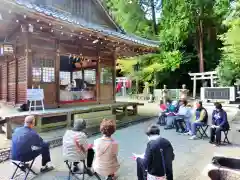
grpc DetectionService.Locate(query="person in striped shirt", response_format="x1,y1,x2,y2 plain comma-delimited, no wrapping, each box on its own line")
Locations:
62,119,94,175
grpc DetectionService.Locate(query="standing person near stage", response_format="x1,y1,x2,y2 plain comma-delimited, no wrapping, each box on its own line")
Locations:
92,119,120,180
210,102,230,146
62,119,94,175
11,115,54,172
134,125,175,180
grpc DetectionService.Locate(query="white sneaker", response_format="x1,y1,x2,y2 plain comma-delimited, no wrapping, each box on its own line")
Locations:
189,135,197,140
184,131,192,136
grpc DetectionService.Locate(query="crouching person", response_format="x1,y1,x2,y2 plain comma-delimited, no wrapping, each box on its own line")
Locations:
11,115,54,172
93,119,120,180
63,119,94,176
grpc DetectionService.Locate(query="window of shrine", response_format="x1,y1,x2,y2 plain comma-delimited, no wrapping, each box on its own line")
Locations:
32,57,55,83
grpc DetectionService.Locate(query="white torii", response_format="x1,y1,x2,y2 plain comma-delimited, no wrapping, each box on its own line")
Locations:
188,71,218,99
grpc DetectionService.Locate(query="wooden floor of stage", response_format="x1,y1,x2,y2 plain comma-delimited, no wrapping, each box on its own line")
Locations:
1,101,143,119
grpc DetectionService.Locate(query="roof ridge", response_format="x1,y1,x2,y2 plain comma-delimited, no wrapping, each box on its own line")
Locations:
94,0,125,33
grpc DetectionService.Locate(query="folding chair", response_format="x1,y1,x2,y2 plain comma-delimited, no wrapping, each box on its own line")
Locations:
196,125,209,139
222,129,231,144
65,160,101,180
11,159,38,180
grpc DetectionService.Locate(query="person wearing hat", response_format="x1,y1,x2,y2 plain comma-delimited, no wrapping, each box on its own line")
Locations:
62,119,94,175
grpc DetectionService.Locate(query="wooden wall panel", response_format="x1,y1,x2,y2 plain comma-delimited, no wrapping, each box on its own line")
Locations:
99,84,114,103
8,60,16,103
17,57,27,104
1,62,7,101
40,83,57,108
0,65,2,100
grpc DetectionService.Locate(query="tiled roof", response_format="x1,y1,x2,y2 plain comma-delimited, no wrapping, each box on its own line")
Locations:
13,0,159,48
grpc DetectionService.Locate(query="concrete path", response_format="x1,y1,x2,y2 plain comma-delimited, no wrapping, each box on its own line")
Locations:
0,108,240,180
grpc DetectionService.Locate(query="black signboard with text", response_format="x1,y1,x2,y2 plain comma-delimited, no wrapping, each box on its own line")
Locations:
204,88,230,100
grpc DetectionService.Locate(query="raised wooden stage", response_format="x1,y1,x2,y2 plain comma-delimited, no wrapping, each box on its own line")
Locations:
0,102,143,139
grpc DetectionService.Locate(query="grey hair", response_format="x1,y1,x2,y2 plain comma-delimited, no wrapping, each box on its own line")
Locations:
24,115,35,127
72,119,86,131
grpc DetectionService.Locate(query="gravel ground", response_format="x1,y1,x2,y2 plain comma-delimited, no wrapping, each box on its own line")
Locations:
0,106,239,180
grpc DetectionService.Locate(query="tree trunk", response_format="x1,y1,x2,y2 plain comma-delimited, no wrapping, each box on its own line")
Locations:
198,19,204,73
150,0,158,35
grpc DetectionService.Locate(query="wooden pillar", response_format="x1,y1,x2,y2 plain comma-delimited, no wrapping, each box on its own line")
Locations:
112,51,117,102
22,25,32,89
4,118,12,139
67,112,72,128
96,45,101,103
5,60,8,102
96,56,101,103
15,39,19,104
193,75,196,99
55,40,60,106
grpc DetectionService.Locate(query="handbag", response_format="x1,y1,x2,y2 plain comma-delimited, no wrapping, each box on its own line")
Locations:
160,148,167,179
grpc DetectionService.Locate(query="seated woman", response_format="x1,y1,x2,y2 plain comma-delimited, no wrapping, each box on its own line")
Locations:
164,100,178,130
92,119,120,180
184,103,193,134
189,101,208,140
62,119,94,175
157,100,167,125
174,100,192,133
210,102,230,146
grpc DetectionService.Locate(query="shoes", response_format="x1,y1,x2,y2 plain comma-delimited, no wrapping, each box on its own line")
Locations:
40,165,54,173
85,168,93,176
189,135,197,140
19,163,29,172
164,126,173,130
72,166,80,173
184,131,191,136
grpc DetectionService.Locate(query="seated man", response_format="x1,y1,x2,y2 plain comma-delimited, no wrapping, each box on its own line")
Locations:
210,102,230,146
189,101,208,140
11,116,53,172
62,119,94,175
134,125,175,180
174,99,192,133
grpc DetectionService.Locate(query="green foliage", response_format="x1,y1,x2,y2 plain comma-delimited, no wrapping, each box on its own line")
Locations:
105,0,153,38
217,1,240,86
104,0,231,88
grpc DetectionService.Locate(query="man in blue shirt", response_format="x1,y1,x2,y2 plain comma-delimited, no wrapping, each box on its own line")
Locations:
11,115,54,172
210,102,230,146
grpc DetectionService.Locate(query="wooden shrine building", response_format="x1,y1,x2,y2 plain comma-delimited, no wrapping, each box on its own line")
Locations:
0,0,159,109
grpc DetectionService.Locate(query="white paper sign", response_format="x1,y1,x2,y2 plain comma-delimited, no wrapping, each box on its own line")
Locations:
27,89,44,101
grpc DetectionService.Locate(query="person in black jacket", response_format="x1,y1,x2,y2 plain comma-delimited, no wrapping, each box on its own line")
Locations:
134,125,175,180
210,102,230,145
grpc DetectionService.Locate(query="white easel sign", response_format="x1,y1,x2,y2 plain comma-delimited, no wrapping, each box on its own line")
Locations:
27,88,45,112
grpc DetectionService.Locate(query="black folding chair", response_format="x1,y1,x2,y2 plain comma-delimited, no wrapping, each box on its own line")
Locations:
65,160,101,180
11,159,38,180
196,125,209,139
222,129,231,144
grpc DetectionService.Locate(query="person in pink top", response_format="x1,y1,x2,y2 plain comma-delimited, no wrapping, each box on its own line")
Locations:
92,119,120,180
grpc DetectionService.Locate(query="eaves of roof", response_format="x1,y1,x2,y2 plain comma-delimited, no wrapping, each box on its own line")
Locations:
12,0,159,48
